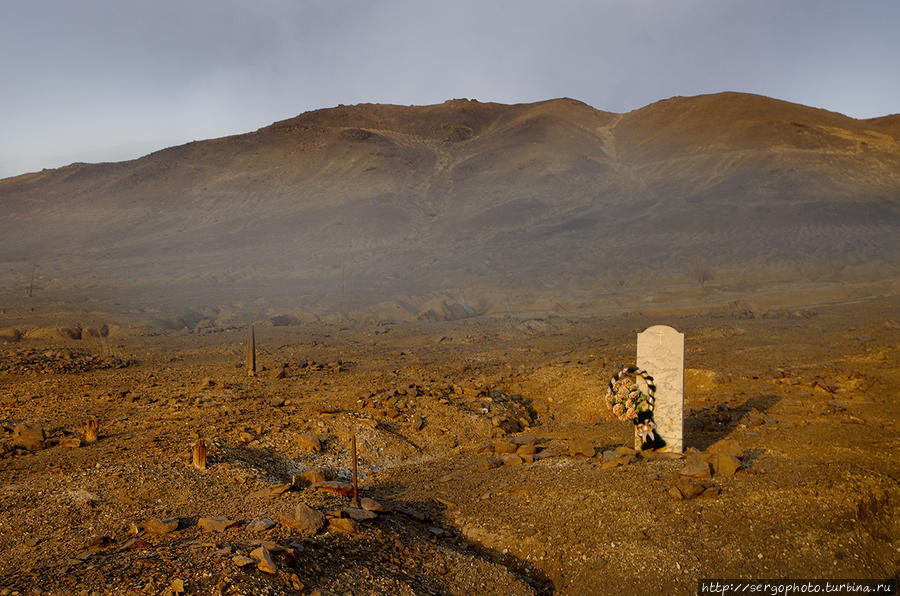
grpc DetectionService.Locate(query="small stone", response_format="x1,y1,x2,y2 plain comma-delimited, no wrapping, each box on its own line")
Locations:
170,579,185,594
680,460,712,478
614,446,638,455
297,467,335,485
700,486,721,498
144,518,179,534
269,396,285,407
58,438,82,448
269,483,292,496
568,439,595,457
232,555,255,567
246,518,276,532
510,435,536,445
711,453,741,477
295,433,321,453
476,456,500,471
396,507,427,522
238,431,254,443
250,546,277,574
668,486,684,500
360,497,386,512
344,507,377,521
502,455,524,466
123,538,151,550
328,517,358,534
412,416,425,431
435,497,456,509
198,517,238,532
515,443,537,455
13,423,45,451
676,478,705,500
493,441,517,454
706,439,744,459
289,503,325,534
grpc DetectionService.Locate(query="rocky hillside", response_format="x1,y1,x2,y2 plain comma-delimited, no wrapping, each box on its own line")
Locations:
1,92,898,316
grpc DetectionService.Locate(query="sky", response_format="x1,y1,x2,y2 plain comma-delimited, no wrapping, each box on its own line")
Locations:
1,0,898,179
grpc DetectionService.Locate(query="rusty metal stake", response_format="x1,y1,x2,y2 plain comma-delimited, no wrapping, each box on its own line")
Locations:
192,439,207,470
246,324,256,377
85,419,99,443
351,433,359,508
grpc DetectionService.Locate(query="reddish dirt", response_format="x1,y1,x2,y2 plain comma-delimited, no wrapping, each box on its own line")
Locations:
0,297,898,594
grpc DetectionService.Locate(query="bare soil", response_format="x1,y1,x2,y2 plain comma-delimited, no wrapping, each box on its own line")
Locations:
1,296,898,595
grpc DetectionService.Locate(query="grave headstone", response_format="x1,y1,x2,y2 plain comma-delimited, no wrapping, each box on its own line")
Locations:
636,325,684,452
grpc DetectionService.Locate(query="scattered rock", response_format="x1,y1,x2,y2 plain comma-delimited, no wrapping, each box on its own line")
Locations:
250,546,277,574
288,503,325,535
296,467,335,485
477,456,500,471
711,453,741,477
360,497,386,512
198,517,238,532
493,441,517,454
396,506,427,522
246,518,276,532
700,486,721,498
680,460,712,478
328,517,358,534
232,555,255,567
269,483,292,496
568,439,595,457
706,439,744,459
123,538,151,550
344,507,377,521
295,433,321,453
676,478,706,500
516,443,537,455
12,423,45,451
502,455,524,466
144,518,179,534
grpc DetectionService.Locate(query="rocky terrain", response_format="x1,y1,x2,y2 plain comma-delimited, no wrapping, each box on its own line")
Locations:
0,296,897,594
0,92,897,593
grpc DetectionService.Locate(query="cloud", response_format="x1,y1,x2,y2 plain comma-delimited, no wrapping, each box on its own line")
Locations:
1,0,897,178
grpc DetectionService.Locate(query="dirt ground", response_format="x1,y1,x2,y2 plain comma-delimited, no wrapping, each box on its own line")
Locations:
0,296,898,595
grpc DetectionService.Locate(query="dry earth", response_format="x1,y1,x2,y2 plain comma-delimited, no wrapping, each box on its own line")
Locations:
0,296,898,595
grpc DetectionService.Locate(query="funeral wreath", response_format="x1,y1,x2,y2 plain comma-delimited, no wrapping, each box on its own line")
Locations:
606,366,657,444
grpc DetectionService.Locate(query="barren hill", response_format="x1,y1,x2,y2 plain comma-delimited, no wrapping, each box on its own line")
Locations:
1,92,898,318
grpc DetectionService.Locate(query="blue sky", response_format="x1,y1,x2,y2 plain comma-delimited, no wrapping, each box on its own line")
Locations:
1,0,898,179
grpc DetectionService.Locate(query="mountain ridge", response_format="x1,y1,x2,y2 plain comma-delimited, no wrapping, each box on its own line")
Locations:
1,92,898,316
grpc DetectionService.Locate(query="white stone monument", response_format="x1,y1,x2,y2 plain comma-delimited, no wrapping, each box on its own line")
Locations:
636,325,684,452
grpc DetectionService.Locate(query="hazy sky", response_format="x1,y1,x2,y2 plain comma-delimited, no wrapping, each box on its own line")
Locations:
2,0,898,179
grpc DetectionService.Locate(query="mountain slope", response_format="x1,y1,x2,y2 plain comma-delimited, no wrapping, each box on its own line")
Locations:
1,93,898,314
